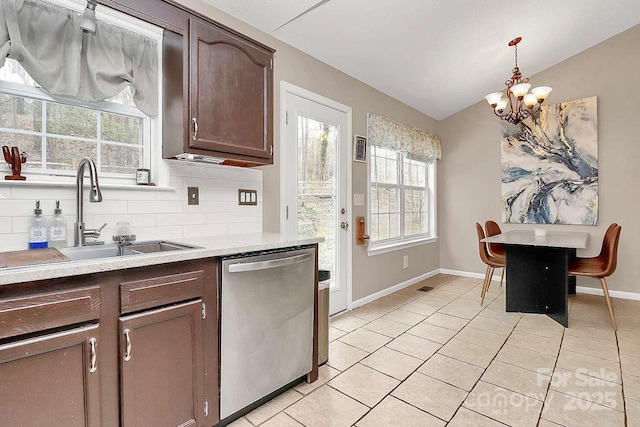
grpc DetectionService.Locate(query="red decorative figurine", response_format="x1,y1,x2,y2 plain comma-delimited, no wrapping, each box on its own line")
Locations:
2,146,27,181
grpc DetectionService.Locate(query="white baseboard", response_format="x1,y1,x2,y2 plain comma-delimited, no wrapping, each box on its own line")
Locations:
350,269,640,312
351,269,440,309
439,268,503,283
440,268,640,301
576,286,640,301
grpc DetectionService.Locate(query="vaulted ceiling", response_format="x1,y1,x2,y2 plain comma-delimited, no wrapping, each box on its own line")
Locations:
203,0,640,120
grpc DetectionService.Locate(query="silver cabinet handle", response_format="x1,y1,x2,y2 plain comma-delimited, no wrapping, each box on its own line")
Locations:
123,328,132,362
341,221,349,229
89,337,97,373
192,117,198,141
228,253,311,273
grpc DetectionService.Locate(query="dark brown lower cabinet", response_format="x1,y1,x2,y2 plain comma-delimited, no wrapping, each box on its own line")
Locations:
119,299,205,427
0,323,101,427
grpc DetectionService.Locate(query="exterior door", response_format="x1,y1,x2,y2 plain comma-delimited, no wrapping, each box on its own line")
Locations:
283,85,351,315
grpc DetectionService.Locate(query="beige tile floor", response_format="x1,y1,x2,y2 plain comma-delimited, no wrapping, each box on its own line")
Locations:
230,274,640,426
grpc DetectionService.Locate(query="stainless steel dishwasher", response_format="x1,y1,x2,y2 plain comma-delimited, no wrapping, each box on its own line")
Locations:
220,246,315,419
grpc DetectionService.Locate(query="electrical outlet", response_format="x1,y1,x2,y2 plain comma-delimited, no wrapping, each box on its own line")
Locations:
403,255,409,269
188,187,199,205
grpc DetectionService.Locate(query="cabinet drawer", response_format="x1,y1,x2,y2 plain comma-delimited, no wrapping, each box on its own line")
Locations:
0,286,101,340
120,270,204,314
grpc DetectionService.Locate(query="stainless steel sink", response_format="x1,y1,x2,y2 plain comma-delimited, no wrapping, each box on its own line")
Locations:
59,240,200,261
126,241,197,254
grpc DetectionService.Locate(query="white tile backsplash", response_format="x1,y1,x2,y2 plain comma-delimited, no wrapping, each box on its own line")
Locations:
0,163,263,251
157,213,206,226
0,217,12,234
127,200,184,214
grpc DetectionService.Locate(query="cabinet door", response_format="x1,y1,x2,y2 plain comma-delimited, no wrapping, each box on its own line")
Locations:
189,18,273,162
120,300,204,427
0,324,101,427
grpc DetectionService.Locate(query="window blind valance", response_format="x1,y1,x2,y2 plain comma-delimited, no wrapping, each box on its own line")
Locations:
0,0,158,115
367,113,442,159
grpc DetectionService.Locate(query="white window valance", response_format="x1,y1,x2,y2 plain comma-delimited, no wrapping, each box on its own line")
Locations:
367,113,442,159
0,0,158,115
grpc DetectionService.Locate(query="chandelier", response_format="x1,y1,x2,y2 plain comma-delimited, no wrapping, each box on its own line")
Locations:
484,37,552,124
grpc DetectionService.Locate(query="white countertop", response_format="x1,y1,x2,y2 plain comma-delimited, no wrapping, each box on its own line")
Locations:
482,230,589,249
0,233,324,286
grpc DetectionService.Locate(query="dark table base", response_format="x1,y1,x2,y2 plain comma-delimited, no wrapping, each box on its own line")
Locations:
505,245,576,327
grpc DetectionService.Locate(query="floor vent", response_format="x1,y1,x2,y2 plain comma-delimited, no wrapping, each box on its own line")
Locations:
417,286,435,293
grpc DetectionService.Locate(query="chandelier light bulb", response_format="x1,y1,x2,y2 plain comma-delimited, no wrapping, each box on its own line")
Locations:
495,99,508,112
510,83,531,99
532,86,553,102
524,94,537,107
485,92,504,107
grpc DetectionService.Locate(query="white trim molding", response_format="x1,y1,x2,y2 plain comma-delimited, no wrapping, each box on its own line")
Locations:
346,268,640,317
575,286,640,301
440,268,640,301
351,269,440,309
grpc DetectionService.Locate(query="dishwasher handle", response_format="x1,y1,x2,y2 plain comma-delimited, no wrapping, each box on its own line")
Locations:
227,253,311,273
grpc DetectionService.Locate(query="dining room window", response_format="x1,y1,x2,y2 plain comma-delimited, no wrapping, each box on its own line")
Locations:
369,146,435,243
367,113,441,252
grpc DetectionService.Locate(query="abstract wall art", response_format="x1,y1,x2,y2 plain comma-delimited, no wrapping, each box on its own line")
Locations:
501,96,598,225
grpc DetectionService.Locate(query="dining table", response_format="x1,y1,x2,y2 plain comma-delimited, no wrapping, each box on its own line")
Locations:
481,229,590,327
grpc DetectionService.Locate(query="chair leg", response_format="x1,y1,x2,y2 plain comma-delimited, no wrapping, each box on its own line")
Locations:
599,277,617,331
486,267,494,294
480,265,490,302
500,267,505,288
481,266,494,307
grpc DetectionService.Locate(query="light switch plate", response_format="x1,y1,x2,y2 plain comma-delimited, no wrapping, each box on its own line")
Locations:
354,193,365,206
238,189,258,206
188,187,199,205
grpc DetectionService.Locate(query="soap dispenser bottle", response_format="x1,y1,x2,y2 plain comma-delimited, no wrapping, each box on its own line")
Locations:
28,200,48,249
49,200,67,248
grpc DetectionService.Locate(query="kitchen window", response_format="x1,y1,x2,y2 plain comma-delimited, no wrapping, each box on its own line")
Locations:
367,113,441,254
0,0,163,186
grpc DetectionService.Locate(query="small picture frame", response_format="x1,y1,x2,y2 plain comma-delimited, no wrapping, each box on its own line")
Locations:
136,168,151,185
354,135,367,162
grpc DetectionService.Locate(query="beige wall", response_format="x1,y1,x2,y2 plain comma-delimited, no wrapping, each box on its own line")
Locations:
440,24,640,294
176,0,441,301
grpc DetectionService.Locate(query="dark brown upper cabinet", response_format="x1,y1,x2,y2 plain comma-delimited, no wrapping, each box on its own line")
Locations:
101,0,276,166
187,18,274,165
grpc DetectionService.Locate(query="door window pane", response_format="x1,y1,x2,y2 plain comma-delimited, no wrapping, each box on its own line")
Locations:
297,115,338,283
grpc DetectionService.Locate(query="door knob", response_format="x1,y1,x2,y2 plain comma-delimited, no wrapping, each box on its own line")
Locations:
340,221,349,229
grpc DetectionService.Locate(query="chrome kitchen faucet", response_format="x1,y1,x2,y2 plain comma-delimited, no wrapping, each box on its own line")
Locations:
74,157,105,246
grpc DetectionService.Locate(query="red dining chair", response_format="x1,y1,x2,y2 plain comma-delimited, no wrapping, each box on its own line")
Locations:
485,220,506,287
476,223,505,306
568,224,621,330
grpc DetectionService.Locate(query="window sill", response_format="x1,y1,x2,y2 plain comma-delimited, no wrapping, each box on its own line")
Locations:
367,236,438,256
0,178,175,192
